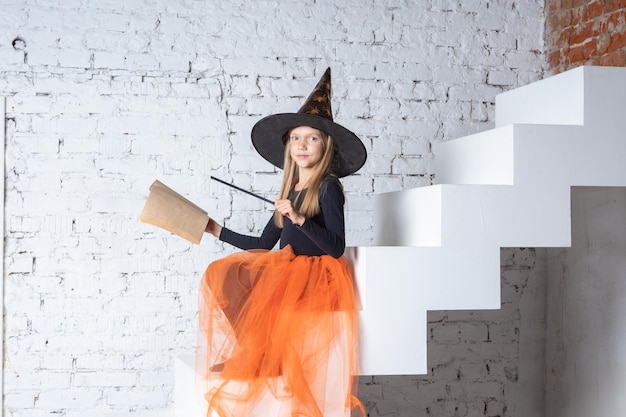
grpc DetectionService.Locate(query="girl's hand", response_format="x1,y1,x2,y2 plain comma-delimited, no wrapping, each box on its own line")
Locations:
275,199,306,226
205,217,223,238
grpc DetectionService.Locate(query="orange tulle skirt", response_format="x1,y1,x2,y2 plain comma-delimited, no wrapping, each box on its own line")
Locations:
196,245,364,417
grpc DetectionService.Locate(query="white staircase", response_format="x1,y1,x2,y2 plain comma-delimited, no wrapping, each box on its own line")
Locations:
109,66,626,416
363,65,626,376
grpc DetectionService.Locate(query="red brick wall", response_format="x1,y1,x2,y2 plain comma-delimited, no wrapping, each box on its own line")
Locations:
546,0,626,73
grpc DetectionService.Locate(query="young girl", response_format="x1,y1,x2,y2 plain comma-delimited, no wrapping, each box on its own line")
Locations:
197,68,366,417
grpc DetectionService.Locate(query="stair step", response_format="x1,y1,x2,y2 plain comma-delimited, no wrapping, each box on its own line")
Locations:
495,65,626,127
373,185,442,247
495,66,585,127
434,125,515,186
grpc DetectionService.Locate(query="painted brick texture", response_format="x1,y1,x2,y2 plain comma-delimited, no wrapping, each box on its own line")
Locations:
546,0,626,73
1,0,545,416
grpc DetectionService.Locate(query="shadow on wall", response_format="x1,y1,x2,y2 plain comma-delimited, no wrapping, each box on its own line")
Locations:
545,186,626,417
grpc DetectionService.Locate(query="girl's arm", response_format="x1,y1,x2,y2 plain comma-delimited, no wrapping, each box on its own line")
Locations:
213,216,281,251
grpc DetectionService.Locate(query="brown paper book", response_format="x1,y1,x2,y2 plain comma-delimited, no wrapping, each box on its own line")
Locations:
139,180,209,244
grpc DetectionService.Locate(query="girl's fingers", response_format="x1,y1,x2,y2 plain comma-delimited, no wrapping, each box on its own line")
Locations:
274,199,302,224
274,199,293,214
274,199,305,226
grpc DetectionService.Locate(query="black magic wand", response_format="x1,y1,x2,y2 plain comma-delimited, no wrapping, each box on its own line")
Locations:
210,176,274,205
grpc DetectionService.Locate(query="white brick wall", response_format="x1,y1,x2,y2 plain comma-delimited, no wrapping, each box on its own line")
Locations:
1,0,545,415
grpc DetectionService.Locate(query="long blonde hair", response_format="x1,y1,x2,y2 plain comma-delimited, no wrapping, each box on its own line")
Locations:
274,127,336,228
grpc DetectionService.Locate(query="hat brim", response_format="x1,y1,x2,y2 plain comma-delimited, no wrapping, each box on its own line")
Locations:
251,113,367,178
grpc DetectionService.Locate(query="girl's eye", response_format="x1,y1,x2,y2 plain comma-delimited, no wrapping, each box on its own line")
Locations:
308,136,319,142
291,136,299,141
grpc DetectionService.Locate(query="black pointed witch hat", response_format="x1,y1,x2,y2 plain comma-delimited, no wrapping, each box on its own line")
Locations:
251,68,367,178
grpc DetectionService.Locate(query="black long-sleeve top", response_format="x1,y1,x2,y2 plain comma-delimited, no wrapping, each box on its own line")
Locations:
219,176,346,258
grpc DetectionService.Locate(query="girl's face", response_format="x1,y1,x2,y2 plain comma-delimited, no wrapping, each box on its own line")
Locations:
288,126,325,172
